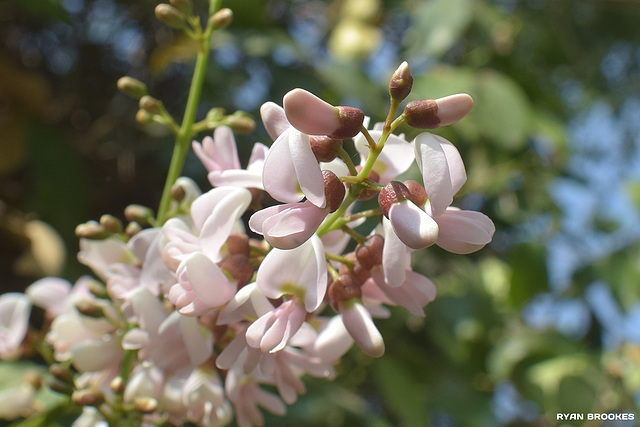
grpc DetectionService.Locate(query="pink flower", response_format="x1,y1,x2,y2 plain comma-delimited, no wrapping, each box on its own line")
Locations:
414,133,494,253
256,236,327,312
338,300,385,358
26,277,71,317
0,293,31,360
245,300,306,353
249,200,329,250
260,102,326,207
193,126,267,189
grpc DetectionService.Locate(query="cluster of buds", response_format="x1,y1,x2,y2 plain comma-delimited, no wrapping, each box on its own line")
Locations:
0,62,494,426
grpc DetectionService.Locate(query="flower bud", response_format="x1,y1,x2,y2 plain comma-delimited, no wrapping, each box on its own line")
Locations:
323,170,345,213
403,180,427,207
110,376,125,394
328,274,362,310
117,77,147,99
125,221,142,238
208,8,233,30
225,233,250,257
389,61,413,102
75,300,105,318
50,364,74,384
136,109,154,125
378,181,412,217
349,166,380,201
226,113,256,134
139,96,162,114
355,235,384,270
283,88,364,138
75,221,108,240
99,214,122,234
48,378,73,395
134,397,159,413
170,182,186,202
310,135,342,162
404,93,474,129
72,389,105,407
124,204,154,226
155,4,186,29
88,280,109,299
338,253,371,284
220,254,254,287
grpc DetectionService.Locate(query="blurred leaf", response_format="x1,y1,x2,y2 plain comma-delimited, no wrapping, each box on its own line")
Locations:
373,357,428,427
9,0,70,23
404,0,473,58
149,35,199,76
506,243,548,307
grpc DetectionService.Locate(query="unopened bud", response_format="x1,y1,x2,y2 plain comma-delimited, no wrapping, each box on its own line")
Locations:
50,364,75,384
88,280,109,299
170,183,186,202
323,170,345,213
134,397,159,413
226,113,256,134
136,109,154,125
124,204,154,226
389,61,413,102
355,235,384,270
139,96,162,114
225,233,250,257
378,181,412,217
328,274,362,310
155,4,186,29
404,93,474,129
125,221,143,237
338,253,371,284
117,77,147,99
75,221,108,240
403,180,427,207
349,166,380,201
330,106,365,139
110,376,125,394
23,370,42,390
310,135,342,162
99,214,122,234
169,0,192,15
220,254,253,287
48,378,74,395
208,8,233,30
72,389,105,407
75,300,105,318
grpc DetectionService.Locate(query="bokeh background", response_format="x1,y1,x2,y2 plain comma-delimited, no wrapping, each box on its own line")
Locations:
2,0,640,425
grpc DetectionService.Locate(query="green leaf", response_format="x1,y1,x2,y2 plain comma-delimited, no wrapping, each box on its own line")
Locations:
373,358,427,427
404,0,473,58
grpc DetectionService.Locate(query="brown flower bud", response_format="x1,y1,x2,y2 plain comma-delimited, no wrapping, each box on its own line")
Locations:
125,221,143,238
88,280,109,299
208,8,233,30
134,397,159,413
117,77,147,99
403,99,440,129
72,389,105,407
225,233,250,257
75,221,108,240
226,112,256,134
323,170,346,213
329,106,365,139
124,204,155,226
310,135,343,162
328,274,362,310
75,300,105,318
403,180,427,207
355,234,384,270
135,109,154,125
50,364,74,384
155,4,186,29
170,182,186,202
110,376,125,394
48,378,74,395
220,254,254,287
139,96,162,114
378,181,412,217
389,61,413,102
339,253,371,284
99,214,122,234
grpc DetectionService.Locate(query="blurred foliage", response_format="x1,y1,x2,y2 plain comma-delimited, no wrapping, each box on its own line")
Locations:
2,0,640,426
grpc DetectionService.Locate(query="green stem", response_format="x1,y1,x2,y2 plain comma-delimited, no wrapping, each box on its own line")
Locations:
157,20,218,224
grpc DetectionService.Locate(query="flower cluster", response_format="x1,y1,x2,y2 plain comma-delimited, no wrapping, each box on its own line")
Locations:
0,62,494,426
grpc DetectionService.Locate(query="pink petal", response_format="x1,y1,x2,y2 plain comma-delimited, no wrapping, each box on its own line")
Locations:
26,277,71,314
179,252,236,308
437,135,467,195
435,208,495,254
251,201,328,250
381,218,409,287
355,132,414,185
388,201,439,249
262,129,305,203
289,130,326,208
283,88,339,136
260,102,291,140
414,133,454,217
339,302,384,358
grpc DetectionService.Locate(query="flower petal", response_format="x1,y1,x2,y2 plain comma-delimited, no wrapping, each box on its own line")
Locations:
388,201,439,250
435,208,495,254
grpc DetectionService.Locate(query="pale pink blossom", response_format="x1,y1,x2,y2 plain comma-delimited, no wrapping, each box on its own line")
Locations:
256,235,327,312
0,293,31,360
260,102,326,207
338,300,385,358
245,300,306,353
193,126,267,189
182,367,232,427
26,277,71,317
249,200,329,249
